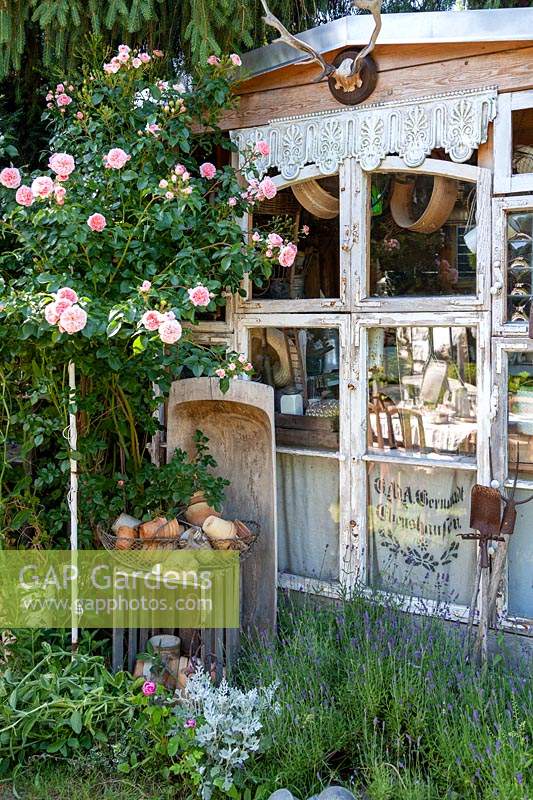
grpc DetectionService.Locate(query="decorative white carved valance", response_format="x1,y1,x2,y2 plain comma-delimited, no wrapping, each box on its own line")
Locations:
231,87,497,179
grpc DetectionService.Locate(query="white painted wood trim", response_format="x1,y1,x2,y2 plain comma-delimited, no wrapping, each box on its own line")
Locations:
494,91,533,196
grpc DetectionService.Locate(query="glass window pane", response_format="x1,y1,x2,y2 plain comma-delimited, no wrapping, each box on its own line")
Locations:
512,106,533,177
508,351,533,479
368,173,477,298
251,177,340,300
505,211,533,324
367,461,476,605
507,489,533,620
367,326,477,457
277,452,339,583
251,327,340,451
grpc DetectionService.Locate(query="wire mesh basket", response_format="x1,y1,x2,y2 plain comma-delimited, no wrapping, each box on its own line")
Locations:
98,519,259,572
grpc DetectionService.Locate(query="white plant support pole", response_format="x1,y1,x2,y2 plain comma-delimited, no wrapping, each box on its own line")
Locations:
68,361,78,652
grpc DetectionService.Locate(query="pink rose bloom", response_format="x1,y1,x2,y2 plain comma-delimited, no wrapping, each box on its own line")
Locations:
118,52,129,63
76,111,84,120
139,280,151,292
118,44,130,54
54,185,66,205
164,310,176,320
57,287,78,304
302,224,310,235
228,196,237,207
244,362,253,371
207,55,220,65
146,122,160,135
141,310,164,331
15,185,33,206
238,353,247,364
0,167,21,189
87,213,106,232
199,162,216,180
56,93,72,107
265,249,273,258
131,57,142,68
188,285,211,307
44,302,61,325
142,680,156,696
158,319,182,345
228,362,236,371
48,153,75,178
159,179,168,188
258,176,277,201
46,92,53,102
31,176,54,198
139,52,151,63
103,148,130,170
153,49,164,58
165,191,174,200
59,304,87,334
174,164,186,176
278,243,298,268
252,231,261,242
267,232,283,248
56,83,65,92
182,186,193,195
230,54,242,66
181,170,190,181
215,368,226,378
104,62,120,74
255,140,270,156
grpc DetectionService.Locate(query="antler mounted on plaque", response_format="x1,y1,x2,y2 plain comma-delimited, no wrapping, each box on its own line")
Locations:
260,0,382,105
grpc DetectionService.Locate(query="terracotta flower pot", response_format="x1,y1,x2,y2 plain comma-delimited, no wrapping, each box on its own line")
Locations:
115,525,136,550
185,492,220,527
202,515,237,544
139,517,167,540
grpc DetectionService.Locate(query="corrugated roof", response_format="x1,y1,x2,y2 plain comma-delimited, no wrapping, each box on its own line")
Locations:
243,8,533,78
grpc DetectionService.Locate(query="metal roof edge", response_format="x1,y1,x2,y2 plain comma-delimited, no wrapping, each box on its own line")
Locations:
242,8,533,78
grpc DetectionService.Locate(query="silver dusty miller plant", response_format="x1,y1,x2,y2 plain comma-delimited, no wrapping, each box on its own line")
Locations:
173,666,279,799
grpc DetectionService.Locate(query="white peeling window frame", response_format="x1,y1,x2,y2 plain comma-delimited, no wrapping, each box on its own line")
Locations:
492,195,533,336
491,338,533,635
352,312,491,623
494,90,533,196
353,157,492,313
235,312,354,598
237,161,351,315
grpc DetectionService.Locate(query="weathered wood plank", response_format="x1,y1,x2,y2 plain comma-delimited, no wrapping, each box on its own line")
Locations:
166,378,277,637
238,40,528,96
220,46,533,131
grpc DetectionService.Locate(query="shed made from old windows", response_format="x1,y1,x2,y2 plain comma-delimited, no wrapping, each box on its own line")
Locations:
194,8,533,636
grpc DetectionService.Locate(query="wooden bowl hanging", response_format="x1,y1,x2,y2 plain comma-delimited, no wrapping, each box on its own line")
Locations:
291,179,339,219
389,175,458,234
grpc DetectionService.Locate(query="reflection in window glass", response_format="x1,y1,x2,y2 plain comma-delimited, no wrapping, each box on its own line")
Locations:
507,490,533,620
511,106,533,177
506,211,533,324
251,178,340,300
277,453,340,583
251,327,340,451
367,327,477,457
367,461,476,605
369,173,477,297
508,351,533,479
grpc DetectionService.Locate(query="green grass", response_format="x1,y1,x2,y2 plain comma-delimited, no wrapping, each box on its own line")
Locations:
236,593,533,800
1,762,180,799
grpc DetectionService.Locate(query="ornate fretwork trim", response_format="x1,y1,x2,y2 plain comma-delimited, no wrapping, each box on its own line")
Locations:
231,86,497,178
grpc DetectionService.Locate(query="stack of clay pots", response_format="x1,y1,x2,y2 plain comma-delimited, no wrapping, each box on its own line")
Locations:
113,514,184,550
